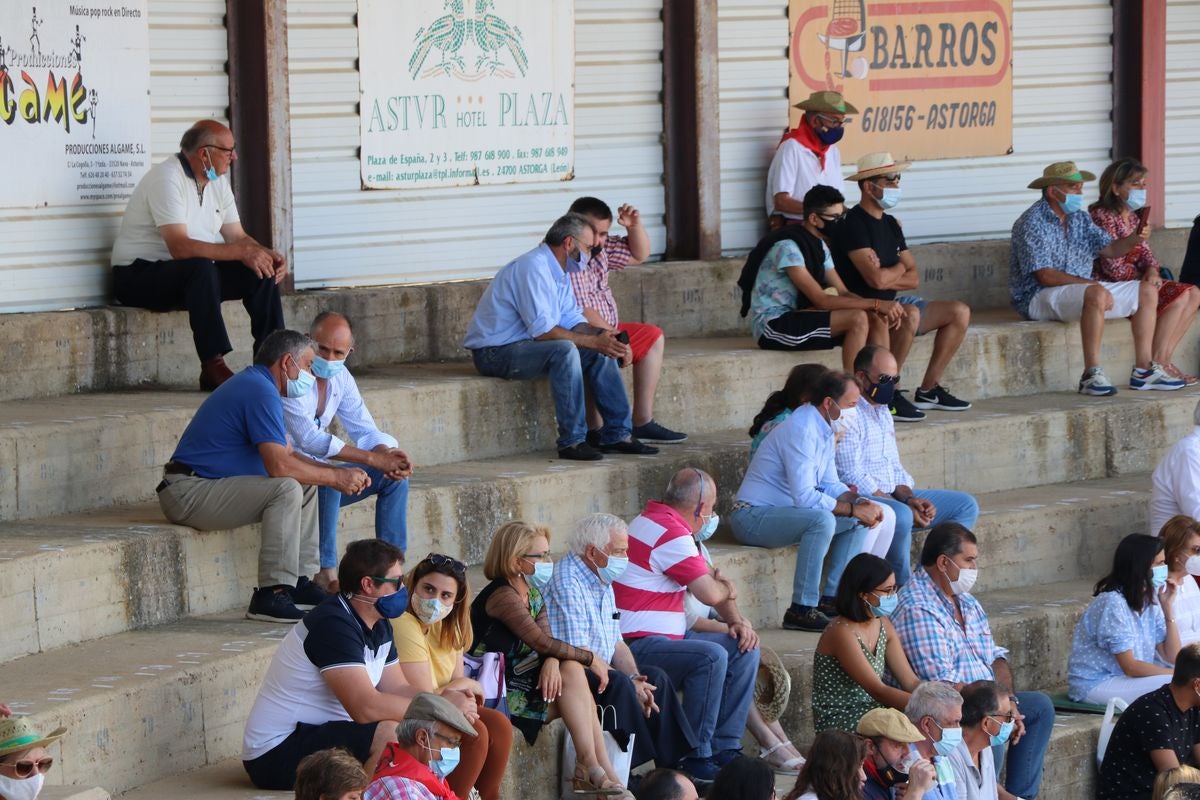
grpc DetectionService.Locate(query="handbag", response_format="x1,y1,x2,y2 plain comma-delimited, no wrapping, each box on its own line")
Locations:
462,652,509,715
1095,696,1128,769
560,704,634,800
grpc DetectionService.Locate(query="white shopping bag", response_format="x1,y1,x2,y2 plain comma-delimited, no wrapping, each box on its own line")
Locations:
560,705,634,800
1096,696,1128,770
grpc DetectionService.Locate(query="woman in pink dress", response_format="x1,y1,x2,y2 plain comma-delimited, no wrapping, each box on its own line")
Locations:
1091,157,1200,384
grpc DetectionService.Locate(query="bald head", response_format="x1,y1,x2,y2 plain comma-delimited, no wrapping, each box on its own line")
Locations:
180,120,232,154
310,311,355,365
663,468,715,532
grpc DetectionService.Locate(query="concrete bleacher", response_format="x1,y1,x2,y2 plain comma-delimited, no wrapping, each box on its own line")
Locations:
2,234,1197,800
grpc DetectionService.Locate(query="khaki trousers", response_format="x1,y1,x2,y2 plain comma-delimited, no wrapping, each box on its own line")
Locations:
157,474,318,588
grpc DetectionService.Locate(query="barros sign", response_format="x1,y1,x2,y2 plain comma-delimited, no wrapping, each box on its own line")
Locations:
787,0,1013,161
357,0,575,189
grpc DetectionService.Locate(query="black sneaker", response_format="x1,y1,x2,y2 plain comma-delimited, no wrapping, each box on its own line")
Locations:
246,586,305,623
632,419,688,443
782,605,830,631
913,384,972,411
597,437,660,455
585,429,601,449
889,391,926,422
817,596,838,618
291,576,333,611
558,442,603,461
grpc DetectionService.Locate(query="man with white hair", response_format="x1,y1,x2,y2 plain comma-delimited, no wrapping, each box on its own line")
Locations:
904,681,967,800
545,513,699,778
615,468,760,781
1149,398,1200,535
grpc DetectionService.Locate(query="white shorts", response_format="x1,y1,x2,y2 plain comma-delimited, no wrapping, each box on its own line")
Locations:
1027,281,1140,322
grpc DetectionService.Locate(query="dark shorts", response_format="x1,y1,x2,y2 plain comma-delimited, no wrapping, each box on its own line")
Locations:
756,310,841,351
243,719,378,790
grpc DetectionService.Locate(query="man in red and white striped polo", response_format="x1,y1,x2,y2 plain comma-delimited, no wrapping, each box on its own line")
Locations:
614,468,761,783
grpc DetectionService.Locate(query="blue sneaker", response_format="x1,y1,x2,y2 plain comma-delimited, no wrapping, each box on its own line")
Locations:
1130,363,1186,391
678,756,720,783
1078,367,1117,397
632,419,688,443
246,586,305,623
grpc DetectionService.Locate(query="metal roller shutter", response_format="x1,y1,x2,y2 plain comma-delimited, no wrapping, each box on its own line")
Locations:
1165,0,1200,228
0,0,229,313
287,1,667,289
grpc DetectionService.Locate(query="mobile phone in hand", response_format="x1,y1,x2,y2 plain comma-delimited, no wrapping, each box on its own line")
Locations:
1136,205,1151,232
616,330,630,367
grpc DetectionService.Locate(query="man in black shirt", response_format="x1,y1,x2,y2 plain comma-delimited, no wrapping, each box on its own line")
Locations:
832,152,972,422
1099,642,1200,799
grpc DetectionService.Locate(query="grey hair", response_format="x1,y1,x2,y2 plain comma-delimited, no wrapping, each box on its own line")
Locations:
663,468,712,510
544,212,594,247
395,718,438,746
254,329,315,366
905,681,963,728
569,513,627,555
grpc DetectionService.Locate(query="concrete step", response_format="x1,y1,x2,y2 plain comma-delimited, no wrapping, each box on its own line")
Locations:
2,317,1199,524
41,789,112,800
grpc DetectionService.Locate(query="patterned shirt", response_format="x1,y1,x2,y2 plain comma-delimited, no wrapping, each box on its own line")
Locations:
365,776,442,800
749,238,835,340
1067,590,1167,701
893,568,1008,684
835,397,914,496
545,551,621,663
1009,198,1112,318
1091,206,1162,282
1098,684,1200,800
568,235,634,328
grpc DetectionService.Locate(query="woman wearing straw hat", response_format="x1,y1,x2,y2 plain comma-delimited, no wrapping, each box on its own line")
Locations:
0,716,66,800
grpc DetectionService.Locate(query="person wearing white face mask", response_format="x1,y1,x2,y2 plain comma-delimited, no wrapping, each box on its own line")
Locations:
1161,517,1200,646
365,692,479,800
1090,157,1200,386
158,329,372,624
893,524,1055,800
1068,533,1182,706
615,469,761,783
0,717,65,800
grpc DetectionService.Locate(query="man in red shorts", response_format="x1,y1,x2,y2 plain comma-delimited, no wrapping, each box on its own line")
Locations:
568,197,687,444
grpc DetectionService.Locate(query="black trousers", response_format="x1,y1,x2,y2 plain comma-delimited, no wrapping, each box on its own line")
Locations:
112,258,285,360
587,665,699,770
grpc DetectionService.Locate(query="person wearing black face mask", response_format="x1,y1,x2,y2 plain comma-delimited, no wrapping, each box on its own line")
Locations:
765,90,858,230
857,708,938,800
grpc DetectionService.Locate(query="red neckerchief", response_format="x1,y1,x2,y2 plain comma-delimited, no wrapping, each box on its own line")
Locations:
371,742,460,800
778,121,829,169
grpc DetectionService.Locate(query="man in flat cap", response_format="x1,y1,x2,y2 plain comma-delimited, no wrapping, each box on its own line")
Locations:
857,707,938,800
1010,160,1178,396
365,692,478,800
765,90,858,229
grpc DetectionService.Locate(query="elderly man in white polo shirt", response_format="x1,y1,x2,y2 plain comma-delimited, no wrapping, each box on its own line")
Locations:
1150,397,1200,535
764,90,857,229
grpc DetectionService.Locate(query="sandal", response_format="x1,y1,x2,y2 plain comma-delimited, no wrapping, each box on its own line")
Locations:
759,741,805,775
572,765,626,796
1166,363,1199,386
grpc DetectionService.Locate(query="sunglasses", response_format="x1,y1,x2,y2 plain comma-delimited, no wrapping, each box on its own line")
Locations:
3,757,53,778
371,576,403,587
423,553,466,577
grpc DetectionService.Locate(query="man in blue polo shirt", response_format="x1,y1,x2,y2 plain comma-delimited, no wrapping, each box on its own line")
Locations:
157,329,372,623
463,212,658,461
242,539,419,789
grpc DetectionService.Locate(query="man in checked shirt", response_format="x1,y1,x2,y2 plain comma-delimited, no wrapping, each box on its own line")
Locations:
567,197,687,445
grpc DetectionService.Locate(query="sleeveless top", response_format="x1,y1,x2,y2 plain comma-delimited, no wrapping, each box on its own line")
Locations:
812,620,888,732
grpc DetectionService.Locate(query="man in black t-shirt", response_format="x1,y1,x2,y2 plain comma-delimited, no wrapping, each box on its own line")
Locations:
831,152,973,422
1099,642,1200,799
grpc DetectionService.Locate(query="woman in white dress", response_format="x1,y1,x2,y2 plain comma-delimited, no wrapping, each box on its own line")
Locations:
1161,515,1200,645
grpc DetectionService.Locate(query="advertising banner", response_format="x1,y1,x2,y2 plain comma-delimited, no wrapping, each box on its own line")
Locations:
0,1,151,208
358,0,575,189
788,0,1013,161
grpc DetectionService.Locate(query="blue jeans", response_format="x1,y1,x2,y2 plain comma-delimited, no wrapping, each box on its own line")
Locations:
729,505,869,607
627,632,759,758
992,690,1053,799
471,339,631,449
317,464,408,569
873,489,979,586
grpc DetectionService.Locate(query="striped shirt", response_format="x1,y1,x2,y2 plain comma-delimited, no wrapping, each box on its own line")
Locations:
568,235,634,327
834,396,914,495
615,502,710,639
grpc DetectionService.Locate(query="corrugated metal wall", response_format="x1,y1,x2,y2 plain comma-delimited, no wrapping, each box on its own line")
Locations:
287,1,667,290
0,0,229,313
717,0,1115,253
1165,0,1200,229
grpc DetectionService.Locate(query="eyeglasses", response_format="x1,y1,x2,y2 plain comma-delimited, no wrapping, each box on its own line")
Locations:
371,576,403,587
204,144,236,156
816,113,852,128
432,730,462,748
423,553,466,577
876,174,902,186
522,551,550,562
817,212,846,223
871,587,899,598
987,712,1015,724
2,757,53,778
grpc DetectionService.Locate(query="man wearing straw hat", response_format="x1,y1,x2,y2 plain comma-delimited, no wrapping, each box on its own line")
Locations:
0,716,67,800
765,90,858,229
1009,160,1179,395
831,152,973,422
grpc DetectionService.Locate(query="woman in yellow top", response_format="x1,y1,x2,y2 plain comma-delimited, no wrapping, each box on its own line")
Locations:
394,553,513,800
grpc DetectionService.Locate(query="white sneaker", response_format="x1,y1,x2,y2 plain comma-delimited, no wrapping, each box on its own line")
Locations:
1079,367,1117,396
1130,362,1186,391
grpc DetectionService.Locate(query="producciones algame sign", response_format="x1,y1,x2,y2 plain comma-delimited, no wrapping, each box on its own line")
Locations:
788,0,1013,161
357,0,575,190
0,1,151,208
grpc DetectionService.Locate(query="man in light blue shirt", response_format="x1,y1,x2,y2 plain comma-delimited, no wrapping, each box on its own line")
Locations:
464,213,657,460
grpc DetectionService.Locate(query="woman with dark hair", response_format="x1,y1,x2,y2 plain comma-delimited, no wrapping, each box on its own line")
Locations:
709,755,777,800
749,363,831,454
784,730,867,800
1067,533,1182,704
1090,157,1200,384
394,553,513,800
811,554,921,732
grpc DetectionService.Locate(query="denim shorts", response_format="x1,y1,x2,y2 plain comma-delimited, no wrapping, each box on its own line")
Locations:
896,295,929,335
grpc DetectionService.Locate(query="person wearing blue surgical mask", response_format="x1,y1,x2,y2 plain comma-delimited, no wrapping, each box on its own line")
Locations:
1090,158,1200,387
945,682,1014,800
1068,533,1182,705
364,691,479,800
904,681,967,800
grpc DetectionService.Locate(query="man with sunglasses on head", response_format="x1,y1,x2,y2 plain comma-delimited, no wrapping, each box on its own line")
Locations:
765,90,857,230
835,345,979,587
111,119,287,391
830,152,973,422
